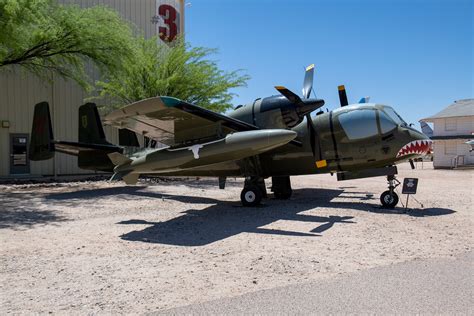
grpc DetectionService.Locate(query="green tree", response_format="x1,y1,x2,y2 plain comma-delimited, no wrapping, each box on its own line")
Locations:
95,37,249,113
0,0,136,89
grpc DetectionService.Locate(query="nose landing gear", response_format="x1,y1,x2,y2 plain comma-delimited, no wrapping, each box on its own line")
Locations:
380,175,400,208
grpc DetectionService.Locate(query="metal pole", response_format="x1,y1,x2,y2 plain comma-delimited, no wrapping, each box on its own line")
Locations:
51,72,57,180
180,0,185,38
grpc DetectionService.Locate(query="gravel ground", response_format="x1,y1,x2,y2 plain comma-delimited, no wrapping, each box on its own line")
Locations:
0,162,472,314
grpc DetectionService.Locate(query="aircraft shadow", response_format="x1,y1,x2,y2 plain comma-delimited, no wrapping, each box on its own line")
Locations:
118,188,455,246
45,186,221,204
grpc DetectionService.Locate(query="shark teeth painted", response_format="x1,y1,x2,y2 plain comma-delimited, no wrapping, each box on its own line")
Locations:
396,140,433,158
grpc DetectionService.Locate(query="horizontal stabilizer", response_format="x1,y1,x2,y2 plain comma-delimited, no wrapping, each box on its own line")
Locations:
108,152,132,166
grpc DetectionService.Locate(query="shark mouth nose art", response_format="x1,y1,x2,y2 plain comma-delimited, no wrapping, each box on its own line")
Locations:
396,140,432,158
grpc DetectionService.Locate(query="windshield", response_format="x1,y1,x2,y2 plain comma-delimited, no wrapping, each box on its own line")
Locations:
338,109,378,140
382,107,407,126
378,110,397,133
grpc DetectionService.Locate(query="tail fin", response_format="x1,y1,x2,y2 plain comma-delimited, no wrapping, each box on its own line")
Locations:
419,121,433,138
29,102,55,161
79,103,108,144
119,129,140,147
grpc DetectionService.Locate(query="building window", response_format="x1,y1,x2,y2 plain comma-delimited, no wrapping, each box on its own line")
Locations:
444,142,456,155
445,118,456,131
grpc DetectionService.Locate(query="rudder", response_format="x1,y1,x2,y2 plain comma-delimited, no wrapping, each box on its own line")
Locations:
29,102,55,161
79,103,108,144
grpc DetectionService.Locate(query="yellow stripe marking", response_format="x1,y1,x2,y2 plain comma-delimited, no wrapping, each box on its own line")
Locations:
306,64,315,71
338,85,345,91
275,86,286,90
316,160,327,168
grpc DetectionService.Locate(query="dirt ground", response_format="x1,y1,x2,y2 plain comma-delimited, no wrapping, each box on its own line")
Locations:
0,162,472,314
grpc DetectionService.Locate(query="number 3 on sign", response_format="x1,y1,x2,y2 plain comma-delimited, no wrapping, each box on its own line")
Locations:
158,4,178,42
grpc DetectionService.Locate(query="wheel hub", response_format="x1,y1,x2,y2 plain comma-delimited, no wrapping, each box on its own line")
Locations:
384,194,394,204
245,191,256,202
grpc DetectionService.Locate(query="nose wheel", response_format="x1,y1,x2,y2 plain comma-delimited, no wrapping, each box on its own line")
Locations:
380,175,400,208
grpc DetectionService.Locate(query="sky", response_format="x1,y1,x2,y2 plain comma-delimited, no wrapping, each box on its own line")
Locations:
185,0,473,125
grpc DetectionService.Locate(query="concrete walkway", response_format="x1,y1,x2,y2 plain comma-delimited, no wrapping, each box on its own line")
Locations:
160,251,473,315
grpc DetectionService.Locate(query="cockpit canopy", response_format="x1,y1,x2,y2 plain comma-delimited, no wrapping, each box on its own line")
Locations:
335,104,406,141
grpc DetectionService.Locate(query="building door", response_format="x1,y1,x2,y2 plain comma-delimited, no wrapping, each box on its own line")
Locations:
10,133,30,174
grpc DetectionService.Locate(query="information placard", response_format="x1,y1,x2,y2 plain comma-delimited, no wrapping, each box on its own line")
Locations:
402,178,418,194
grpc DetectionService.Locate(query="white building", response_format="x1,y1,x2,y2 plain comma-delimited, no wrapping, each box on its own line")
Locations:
0,0,184,177
420,99,474,169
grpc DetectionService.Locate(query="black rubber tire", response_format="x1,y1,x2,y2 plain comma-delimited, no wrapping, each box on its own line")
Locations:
241,185,263,207
274,190,292,200
380,190,399,208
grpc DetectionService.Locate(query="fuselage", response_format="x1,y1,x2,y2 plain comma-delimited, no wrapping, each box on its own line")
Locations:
149,102,431,178
258,103,431,177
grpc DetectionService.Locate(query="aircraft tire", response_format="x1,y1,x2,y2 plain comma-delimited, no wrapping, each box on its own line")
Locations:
241,185,263,207
380,191,399,208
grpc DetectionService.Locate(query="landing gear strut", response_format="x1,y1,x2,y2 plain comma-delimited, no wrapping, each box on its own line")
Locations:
271,176,292,200
240,177,266,207
380,175,400,208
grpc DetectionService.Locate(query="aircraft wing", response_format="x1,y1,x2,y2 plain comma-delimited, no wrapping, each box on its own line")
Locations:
103,97,261,146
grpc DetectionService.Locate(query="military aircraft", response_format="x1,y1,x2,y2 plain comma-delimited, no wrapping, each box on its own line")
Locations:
466,140,474,152
30,64,431,208
419,121,434,138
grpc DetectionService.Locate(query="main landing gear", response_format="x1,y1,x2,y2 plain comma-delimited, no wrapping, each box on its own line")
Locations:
380,175,400,208
271,176,292,200
240,176,293,206
240,177,267,207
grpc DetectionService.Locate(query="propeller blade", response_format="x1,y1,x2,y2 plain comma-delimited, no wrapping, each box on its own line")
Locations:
338,85,349,107
275,86,302,104
302,64,314,99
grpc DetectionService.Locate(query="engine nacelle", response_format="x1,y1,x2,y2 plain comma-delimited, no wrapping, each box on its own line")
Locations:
229,95,324,129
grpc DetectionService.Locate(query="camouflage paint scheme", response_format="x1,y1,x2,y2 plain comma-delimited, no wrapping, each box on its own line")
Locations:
111,98,430,178
30,65,432,207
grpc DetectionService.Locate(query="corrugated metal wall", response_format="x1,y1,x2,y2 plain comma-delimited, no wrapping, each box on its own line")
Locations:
0,0,160,176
